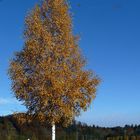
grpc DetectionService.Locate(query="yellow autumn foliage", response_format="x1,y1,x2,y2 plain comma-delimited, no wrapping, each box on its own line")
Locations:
8,0,100,126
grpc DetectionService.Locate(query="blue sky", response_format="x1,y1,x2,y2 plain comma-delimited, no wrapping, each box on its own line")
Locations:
0,0,140,127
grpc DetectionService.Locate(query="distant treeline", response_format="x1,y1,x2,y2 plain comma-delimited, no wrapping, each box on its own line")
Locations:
0,114,140,140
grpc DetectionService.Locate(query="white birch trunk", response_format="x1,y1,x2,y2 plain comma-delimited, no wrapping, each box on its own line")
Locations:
52,123,55,140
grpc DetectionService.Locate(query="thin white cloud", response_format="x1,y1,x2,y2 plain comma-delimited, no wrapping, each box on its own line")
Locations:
0,97,20,105
77,111,140,127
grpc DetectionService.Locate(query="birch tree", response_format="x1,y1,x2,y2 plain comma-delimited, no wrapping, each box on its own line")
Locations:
8,0,100,140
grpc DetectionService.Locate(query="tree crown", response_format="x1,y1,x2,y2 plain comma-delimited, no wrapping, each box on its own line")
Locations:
9,0,100,126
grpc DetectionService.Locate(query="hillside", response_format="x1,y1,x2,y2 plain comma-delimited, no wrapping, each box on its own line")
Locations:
0,114,140,140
